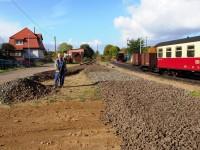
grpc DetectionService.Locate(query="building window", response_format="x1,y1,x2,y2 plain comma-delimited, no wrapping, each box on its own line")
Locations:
187,45,195,57
15,52,22,57
158,49,163,58
16,40,23,45
176,46,182,57
10,52,22,57
166,48,172,58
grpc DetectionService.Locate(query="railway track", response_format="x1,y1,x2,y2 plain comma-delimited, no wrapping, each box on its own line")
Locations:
112,62,200,86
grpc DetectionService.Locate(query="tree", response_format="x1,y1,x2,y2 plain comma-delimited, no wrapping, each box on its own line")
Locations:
80,44,94,58
127,38,144,54
103,44,113,56
58,42,73,53
110,46,120,57
0,43,15,56
103,44,120,58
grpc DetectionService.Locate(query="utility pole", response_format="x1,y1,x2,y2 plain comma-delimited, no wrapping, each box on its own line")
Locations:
127,38,129,48
146,36,148,48
28,33,31,67
127,38,130,60
54,36,57,52
140,37,142,54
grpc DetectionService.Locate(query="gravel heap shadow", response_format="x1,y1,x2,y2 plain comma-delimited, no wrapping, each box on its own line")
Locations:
0,78,51,104
100,80,200,150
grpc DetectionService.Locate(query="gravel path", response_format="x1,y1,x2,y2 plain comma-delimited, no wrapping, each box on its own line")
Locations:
0,64,54,85
86,64,138,82
86,64,200,150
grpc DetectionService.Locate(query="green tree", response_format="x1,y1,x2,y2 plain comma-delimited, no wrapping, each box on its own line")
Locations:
103,44,113,56
0,43,15,56
110,46,120,57
58,42,73,53
127,38,144,54
80,44,94,58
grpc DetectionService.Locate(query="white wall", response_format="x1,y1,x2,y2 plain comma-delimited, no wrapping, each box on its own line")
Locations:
157,41,200,58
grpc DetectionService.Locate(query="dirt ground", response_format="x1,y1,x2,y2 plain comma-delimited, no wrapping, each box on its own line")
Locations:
0,71,121,150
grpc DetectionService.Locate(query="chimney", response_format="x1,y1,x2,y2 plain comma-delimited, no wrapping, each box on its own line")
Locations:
34,27,35,34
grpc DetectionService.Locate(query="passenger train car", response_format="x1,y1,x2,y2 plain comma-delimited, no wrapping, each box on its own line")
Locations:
156,36,200,74
131,36,200,75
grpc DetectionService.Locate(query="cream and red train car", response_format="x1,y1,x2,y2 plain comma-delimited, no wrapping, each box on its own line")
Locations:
156,36,200,74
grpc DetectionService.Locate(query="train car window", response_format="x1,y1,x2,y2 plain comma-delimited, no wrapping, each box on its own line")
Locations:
166,48,172,58
176,47,182,57
158,49,163,58
187,45,195,57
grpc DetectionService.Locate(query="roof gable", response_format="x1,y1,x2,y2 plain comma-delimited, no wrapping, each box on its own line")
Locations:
9,27,45,50
156,36,200,47
10,27,37,39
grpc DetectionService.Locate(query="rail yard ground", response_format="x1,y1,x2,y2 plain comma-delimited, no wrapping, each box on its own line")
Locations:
0,62,200,150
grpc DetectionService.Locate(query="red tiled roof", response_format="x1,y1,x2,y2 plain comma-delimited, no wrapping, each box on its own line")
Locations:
10,27,37,39
9,27,45,51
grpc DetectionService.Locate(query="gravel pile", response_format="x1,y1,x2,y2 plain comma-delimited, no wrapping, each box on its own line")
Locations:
0,65,86,104
99,80,200,150
0,65,87,104
86,64,200,149
0,78,52,104
29,65,86,82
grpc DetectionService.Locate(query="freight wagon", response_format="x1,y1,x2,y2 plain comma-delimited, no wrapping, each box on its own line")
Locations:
131,53,141,66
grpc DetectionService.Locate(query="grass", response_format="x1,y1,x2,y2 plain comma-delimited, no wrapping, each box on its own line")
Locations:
0,66,26,74
40,71,101,104
190,91,200,97
0,68,18,73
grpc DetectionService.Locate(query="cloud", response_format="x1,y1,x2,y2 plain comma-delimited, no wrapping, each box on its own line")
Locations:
0,19,21,43
45,39,103,52
81,40,102,50
114,0,200,43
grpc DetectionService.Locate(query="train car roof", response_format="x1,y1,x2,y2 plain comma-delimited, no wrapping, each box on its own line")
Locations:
155,36,200,47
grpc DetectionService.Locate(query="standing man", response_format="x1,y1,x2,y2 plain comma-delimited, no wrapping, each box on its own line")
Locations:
54,53,67,88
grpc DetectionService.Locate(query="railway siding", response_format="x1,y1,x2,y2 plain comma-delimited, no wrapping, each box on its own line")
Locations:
110,62,200,92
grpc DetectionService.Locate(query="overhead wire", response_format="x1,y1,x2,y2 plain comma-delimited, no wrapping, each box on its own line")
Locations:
10,0,54,37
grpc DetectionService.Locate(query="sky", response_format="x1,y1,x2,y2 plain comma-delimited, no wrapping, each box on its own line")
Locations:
0,0,200,53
